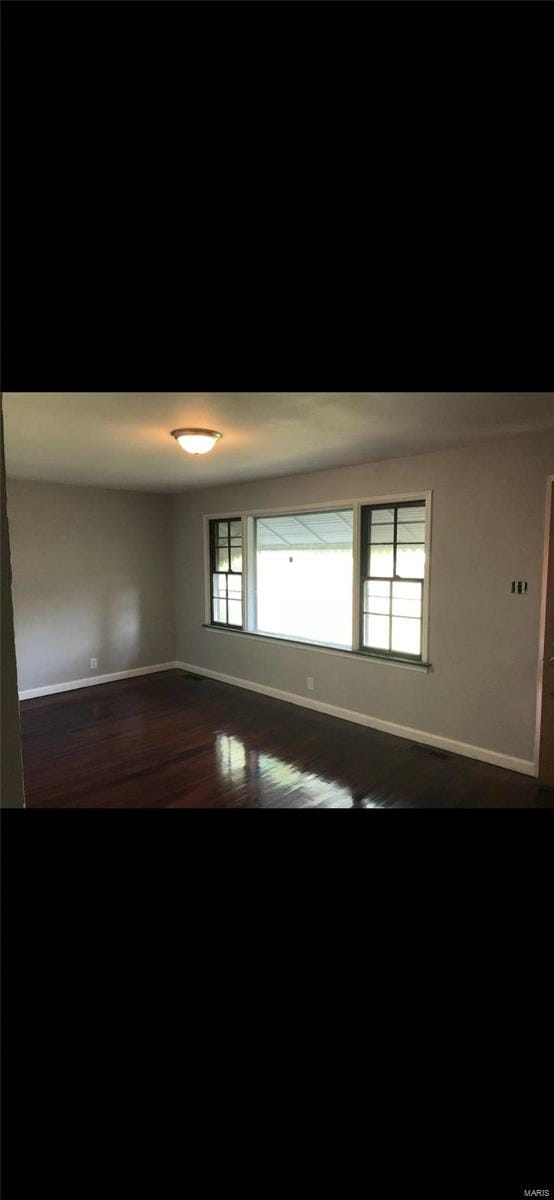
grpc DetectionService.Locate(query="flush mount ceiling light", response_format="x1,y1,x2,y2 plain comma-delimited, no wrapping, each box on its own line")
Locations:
170,428,223,455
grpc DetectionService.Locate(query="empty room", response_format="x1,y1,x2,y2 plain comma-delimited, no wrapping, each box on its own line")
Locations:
2,392,553,809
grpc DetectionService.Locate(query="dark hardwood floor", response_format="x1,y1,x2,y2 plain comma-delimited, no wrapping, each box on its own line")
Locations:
19,669,553,809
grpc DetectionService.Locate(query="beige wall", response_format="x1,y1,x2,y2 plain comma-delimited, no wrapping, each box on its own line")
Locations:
173,431,554,766
1,411,25,806
7,480,176,692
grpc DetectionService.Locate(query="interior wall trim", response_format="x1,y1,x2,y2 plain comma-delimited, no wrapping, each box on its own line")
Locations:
175,660,536,778
534,473,554,775
19,662,178,701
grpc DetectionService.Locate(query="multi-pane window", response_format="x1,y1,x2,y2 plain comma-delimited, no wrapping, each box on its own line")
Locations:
210,519,243,627
360,502,426,660
206,497,429,663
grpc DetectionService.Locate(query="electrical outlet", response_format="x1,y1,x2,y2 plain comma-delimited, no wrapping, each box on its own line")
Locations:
90,658,98,670
307,676,314,691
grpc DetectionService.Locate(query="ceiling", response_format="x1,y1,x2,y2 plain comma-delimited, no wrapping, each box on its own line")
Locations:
3,393,554,493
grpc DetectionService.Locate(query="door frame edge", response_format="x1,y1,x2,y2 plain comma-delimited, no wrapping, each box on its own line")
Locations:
534,473,554,778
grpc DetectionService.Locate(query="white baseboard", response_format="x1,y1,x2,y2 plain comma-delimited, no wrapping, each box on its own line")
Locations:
19,658,536,777
175,661,536,777
19,662,178,701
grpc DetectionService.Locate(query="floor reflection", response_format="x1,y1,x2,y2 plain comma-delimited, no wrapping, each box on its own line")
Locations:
21,670,551,809
216,731,247,779
215,732,377,807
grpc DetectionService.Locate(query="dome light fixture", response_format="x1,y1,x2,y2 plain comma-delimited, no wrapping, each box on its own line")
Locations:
171,428,223,455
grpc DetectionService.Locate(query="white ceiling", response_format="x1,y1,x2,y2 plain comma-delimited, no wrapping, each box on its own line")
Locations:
3,393,554,493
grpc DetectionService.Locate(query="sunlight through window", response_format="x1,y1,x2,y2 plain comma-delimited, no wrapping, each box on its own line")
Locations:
255,510,353,648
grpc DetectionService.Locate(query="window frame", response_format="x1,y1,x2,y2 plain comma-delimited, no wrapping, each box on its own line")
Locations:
359,500,428,663
208,517,244,630
203,492,432,666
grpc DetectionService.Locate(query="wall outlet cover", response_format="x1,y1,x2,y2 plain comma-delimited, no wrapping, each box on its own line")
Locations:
90,658,98,670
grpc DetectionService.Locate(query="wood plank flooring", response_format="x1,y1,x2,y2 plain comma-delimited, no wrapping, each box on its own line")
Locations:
19,669,553,809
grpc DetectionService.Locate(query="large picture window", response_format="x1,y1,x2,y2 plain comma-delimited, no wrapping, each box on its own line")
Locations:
209,518,243,627
204,495,430,665
255,509,353,648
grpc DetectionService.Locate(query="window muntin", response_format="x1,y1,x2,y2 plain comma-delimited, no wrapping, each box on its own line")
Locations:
360,502,426,660
209,519,243,627
254,509,353,648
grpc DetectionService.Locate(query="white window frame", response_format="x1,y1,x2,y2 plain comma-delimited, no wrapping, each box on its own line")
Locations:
203,491,432,670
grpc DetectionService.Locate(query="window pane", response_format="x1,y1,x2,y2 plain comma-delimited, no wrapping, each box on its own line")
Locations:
213,574,227,598
397,521,425,544
258,511,353,548
369,544,394,577
392,596,422,618
364,582,390,614
217,547,229,572
398,505,425,524
371,508,395,524
366,596,390,615
230,521,242,538
230,547,242,572
392,581,421,600
213,597,227,623
227,600,242,626
367,580,391,598
370,523,395,544
255,510,353,647
396,544,425,578
391,617,421,656
364,614,390,650
228,575,242,598
217,522,229,540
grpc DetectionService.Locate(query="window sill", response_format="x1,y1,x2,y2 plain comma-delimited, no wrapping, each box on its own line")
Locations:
202,624,431,672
